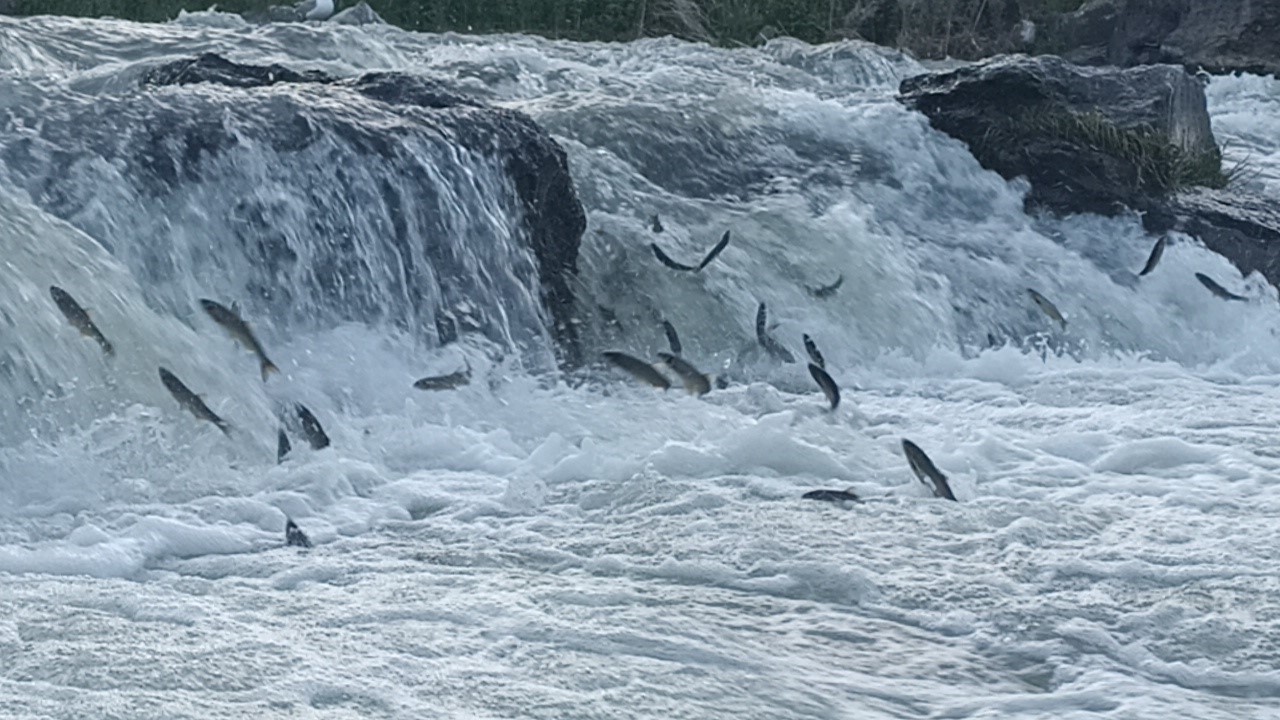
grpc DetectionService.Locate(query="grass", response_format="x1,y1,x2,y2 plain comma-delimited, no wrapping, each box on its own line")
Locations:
977,107,1231,194
7,0,1087,53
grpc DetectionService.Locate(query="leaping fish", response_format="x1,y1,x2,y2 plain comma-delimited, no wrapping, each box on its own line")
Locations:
1138,236,1167,277
802,488,860,504
662,319,682,355
755,302,796,363
199,299,279,381
158,367,232,436
901,439,957,501
602,351,671,390
802,334,825,369
1194,272,1247,301
658,351,711,396
808,363,840,411
1026,288,1067,330
806,275,844,299
651,230,732,273
49,286,113,356
413,365,472,391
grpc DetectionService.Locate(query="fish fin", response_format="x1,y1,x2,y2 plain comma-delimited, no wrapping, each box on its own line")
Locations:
261,360,280,381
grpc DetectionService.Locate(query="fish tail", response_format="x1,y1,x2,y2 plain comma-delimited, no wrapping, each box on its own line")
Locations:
261,360,280,381
100,338,115,356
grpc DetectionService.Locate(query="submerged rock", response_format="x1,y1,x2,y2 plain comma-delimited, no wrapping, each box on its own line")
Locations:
330,2,387,26
1042,0,1280,78
899,54,1220,216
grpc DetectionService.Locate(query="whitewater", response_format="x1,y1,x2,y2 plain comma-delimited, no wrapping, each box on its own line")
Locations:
2,11,1280,718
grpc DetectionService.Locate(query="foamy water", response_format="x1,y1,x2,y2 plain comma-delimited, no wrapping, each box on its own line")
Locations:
1,12,1279,718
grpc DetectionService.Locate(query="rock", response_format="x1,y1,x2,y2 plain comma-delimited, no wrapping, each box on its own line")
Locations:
2,53,586,366
1144,188,1280,289
330,2,387,25
1041,0,1280,77
899,54,1221,216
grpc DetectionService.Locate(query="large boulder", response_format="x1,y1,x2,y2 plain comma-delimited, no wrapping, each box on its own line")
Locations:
899,54,1220,216
0,53,586,365
1043,0,1280,77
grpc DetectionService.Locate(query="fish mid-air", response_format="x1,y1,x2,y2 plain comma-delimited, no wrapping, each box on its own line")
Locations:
802,334,825,369
1195,272,1247,301
602,351,672,390
199,299,279,381
657,352,711,396
49,286,113,356
1026,288,1067,330
158,367,232,436
294,402,330,450
1138,236,1166,277
901,439,957,501
755,302,796,363
651,230,732,272
808,363,840,411
662,320,682,355
806,275,844,299
413,366,472,391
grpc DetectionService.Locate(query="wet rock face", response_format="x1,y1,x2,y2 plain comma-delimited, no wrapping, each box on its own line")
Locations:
900,53,1280,290
1045,0,1280,77
1,53,586,366
899,54,1219,216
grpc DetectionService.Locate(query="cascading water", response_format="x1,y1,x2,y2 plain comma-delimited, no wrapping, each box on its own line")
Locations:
2,11,1280,719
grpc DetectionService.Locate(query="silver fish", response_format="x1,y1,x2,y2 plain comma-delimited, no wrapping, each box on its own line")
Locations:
802,334,825,369
662,319,682,355
158,367,231,436
808,363,840,411
802,488,860,504
49,285,113,356
807,275,844,299
901,439,957,501
696,230,731,271
413,366,472,391
1138,235,1166,277
1195,272,1247,301
1027,288,1067,330
755,302,796,363
199,299,279,381
602,351,671,390
658,351,711,396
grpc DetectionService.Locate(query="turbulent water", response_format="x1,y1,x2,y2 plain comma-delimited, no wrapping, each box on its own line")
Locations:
2,11,1280,718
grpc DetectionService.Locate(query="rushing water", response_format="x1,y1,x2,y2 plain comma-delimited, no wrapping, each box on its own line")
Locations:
2,11,1280,718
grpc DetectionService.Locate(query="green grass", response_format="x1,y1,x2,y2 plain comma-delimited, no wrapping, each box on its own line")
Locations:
8,0,1087,52
979,107,1230,193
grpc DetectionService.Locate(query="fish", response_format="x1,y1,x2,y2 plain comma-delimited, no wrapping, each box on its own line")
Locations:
651,243,696,271
413,366,472,391
802,488,860,504
1195,272,1247,301
294,403,330,450
285,517,312,548
808,363,840,411
650,214,664,233
276,427,292,464
802,333,825,369
657,351,711,396
755,302,796,363
696,230,731,271
1026,288,1067,330
602,351,671,390
158,367,232,436
199,299,279,381
1138,235,1167,277
662,319,682,355
48,286,113,356
901,439,957,501
807,275,844,299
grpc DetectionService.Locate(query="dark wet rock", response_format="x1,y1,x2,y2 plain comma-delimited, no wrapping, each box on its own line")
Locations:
1144,189,1280,289
899,54,1220,216
3,53,586,366
1040,0,1280,77
331,2,387,25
